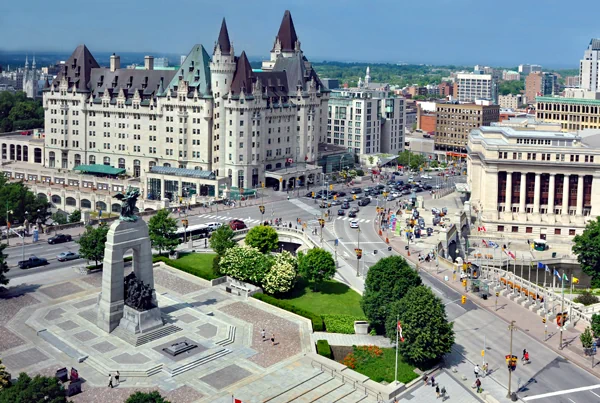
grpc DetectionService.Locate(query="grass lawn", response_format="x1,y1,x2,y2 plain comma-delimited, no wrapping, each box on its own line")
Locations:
342,346,418,384
276,279,364,317
157,252,218,280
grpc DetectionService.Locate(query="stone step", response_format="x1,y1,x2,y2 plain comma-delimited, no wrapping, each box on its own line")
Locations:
112,324,183,347
290,377,344,402
320,382,357,402
337,389,371,403
165,348,232,377
215,325,236,346
265,372,332,403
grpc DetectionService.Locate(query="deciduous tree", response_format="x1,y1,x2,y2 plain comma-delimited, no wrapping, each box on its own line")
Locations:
297,248,336,290
125,391,170,403
148,209,179,256
0,244,9,286
219,245,273,285
591,313,600,338
209,225,236,255
385,286,454,368
245,225,279,253
0,358,10,391
361,256,422,333
581,326,594,350
263,251,297,294
68,209,81,223
573,217,600,286
76,225,109,268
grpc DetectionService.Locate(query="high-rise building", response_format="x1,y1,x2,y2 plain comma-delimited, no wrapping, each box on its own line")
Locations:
42,10,329,195
434,102,499,155
518,64,542,75
565,76,580,87
455,73,498,103
525,72,557,102
327,86,405,155
579,39,600,92
438,82,453,97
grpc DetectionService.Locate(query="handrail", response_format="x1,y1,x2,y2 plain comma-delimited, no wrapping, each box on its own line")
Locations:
309,359,384,399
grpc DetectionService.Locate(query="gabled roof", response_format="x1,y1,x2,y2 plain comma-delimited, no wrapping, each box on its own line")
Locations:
274,10,299,52
166,45,211,96
230,51,254,96
216,18,232,55
271,52,328,93
52,44,100,92
90,67,176,99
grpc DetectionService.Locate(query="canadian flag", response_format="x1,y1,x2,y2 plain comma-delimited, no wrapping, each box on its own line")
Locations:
234,399,244,403
504,249,516,260
477,226,486,232
397,321,405,342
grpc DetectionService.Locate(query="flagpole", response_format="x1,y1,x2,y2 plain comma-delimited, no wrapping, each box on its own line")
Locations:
395,315,399,385
559,271,565,350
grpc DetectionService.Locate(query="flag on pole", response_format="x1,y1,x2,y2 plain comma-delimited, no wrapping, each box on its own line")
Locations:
477,226,486,232
488,241,499,248
562,273,569,282
554,269,561,280
481,239,489,247
397,321,404,342
233,398,243,403
537,262,550,272
504,249,516,260
573,277,580,284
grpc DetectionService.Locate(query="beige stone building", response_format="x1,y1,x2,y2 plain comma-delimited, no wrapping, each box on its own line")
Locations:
536,96,600,131
468,126,600,240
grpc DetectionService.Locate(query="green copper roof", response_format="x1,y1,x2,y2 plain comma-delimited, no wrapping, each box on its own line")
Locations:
165,45,211,95
536,96,600,106
74,164,125,175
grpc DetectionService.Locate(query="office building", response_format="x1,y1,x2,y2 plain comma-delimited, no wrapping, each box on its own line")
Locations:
565,76,580,87
327,84,405,155
525,72,557,102
438,82,454,97
455,73,498,103
498,94,524,109
536,96,600,131
579,38,600,92
40,10,328,201
434,102,499,156
518,64,542,75
468,126,600,240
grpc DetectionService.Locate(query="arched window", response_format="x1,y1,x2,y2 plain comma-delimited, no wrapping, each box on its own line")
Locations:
96,201,107,211
49,151,56,168
133,159,140,177
51,195,61,204
74,154,81,166
22,145,28,162
89,155,96,165
103,157,110,166
275,162,282,169
266,164,272,170
66,197,77,206
118,158,125,169
163,163,171,167
81,199,92,209
148,161,156,171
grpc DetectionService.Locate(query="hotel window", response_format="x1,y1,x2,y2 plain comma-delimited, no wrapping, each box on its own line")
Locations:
497,225,504,232
569,229,576,236
526,227,533,233
511,226,519,233
554,228,561,235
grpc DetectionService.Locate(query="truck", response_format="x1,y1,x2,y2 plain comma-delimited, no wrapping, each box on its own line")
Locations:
18,256,48,269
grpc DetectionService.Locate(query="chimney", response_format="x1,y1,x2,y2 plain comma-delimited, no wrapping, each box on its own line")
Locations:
110,53,120,72
144,56,154,70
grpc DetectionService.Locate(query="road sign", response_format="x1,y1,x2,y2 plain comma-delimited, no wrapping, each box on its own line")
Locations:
334,239,339,246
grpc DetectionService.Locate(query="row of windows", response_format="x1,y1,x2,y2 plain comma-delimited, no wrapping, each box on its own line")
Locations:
496,225,576,236
498,151,595,163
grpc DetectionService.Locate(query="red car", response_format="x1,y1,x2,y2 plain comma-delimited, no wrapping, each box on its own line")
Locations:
229,220,247,230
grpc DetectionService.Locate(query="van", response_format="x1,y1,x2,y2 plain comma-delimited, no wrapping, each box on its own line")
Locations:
358,197,371,206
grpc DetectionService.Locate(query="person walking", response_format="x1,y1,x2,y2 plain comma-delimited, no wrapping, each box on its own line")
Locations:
108,373,114,388
474,364,480,379
435,385,440,399
271,333,276,346
423,375,428,386
430,374,435,387
475,378,482,393
482,362,489,376
261,329,266,341
115,371,120,386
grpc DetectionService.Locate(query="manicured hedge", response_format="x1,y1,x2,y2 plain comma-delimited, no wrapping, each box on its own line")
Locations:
316,339,332,359
252,293,324,331
322,314,367,334
153,254,219,280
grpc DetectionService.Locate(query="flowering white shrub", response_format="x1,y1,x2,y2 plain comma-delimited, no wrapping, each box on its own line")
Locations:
263,259,296,294
219,245,271,284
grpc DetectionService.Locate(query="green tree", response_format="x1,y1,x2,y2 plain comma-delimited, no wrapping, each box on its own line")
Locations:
209,225,236,255
148,209,179,256
219,245,273,285
368,156,375,165
361,256,422,333
0,243,8,286
430,160,439,168
581,326,594,350
125,391,170,403
0,358,10,391
51,212,67,225
297,248,336,290
0,176,51,226
245,225,279,253
591,313,600,338
573,217,600,285
385,286,454,368
499,80,525,96
68,209,81,223
76,225,109,268
263,251,297,294
0,92,44,133
0,373,66,403
397,150,426,171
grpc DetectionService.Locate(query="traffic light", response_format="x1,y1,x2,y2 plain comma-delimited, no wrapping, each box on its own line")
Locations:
261,182,265,188
542,317,546,324
333,195,337,200
556,313,563,326
461,295,466,304
462,279,467,287
182,219,188,228
259,205,265,214
355,248,363,259
318,218,325,228
505,355,518,371
353,194,357,200
311,192,315,198
495,292,499,297
329,184,334,190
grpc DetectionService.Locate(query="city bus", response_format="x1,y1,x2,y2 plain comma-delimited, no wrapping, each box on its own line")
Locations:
175,224,210,242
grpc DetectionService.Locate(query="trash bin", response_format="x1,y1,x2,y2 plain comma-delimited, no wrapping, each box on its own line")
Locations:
552,252,557,258
511,392,518,401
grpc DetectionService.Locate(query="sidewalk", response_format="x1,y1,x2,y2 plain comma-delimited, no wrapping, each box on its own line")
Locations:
311,332,393,347
381,225,600,382
398,370,484,403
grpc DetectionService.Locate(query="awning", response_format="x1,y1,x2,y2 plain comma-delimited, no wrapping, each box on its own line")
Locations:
378,155,399,166
73,164,126,175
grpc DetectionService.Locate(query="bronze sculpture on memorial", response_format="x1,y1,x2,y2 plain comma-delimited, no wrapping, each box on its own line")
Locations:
113,187,140,222
123,272,155,311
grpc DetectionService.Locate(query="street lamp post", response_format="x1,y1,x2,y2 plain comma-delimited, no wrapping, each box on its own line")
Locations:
5,202,12,246
507,320,517,399
356,226,361,276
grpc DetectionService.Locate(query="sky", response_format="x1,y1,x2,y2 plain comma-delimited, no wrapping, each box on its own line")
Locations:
1,0,598,67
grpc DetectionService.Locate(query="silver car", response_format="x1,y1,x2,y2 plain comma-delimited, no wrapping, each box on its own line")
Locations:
57,251,80,262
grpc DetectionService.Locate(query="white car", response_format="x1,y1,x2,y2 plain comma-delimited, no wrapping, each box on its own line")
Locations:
421,174,432,179
205,222,222,231
350,220,359,229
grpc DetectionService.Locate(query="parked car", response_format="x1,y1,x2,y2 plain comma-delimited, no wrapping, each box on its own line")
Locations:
305,192,313,198
337,209,345,216
350,220,360,229
48,234,72,244
18,256,48,269
229,220,247,230
350,187,362,194
57,251,80,262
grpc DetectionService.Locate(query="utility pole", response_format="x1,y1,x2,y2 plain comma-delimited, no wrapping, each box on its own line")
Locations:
507,320,517,399
356,226,361,276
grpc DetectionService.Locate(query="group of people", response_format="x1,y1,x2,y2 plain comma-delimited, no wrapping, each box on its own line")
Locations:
420,374,447,400
260,329,276,346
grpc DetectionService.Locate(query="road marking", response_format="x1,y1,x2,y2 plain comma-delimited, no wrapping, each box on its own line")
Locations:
591,391,600,398
288,199,321,216
522,384,600,400
568,399,576,403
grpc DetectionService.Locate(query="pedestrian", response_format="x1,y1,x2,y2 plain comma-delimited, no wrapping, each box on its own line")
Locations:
271,333,275,346
436,385,440,399
261,329,266,341
423,375,428,385
108,373,113,388
115,371,120,386
474,364,480,378
475,378,482,393
482,362,488,376
430,374,435,387
204,238,207,249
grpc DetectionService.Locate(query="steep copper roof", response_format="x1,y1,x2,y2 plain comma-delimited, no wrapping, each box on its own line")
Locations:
230,51,254,96
52,44,100,92
274,10,298,52
216,18,232,55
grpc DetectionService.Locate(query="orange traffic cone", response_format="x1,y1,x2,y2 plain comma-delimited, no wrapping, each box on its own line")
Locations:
378,229,383,236
386,238,389,244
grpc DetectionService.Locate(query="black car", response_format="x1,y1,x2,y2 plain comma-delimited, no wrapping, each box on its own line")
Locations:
423,184,432,190
350,187,362,194
337,209,345,216
358,197,371,206
48,234,72,244
341,202,350,209
305,192,313,197
18,256,48,269
348,211,357,218
336,191,346,197
375,184,385,190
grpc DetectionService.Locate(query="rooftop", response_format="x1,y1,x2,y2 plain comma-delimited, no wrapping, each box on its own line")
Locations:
73,164,126,176
536,96,600,106
478,126,579,139
149,166,215,180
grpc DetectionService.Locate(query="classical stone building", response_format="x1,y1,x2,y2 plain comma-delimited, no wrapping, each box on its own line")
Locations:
41,10,328,199
468,126,600,240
